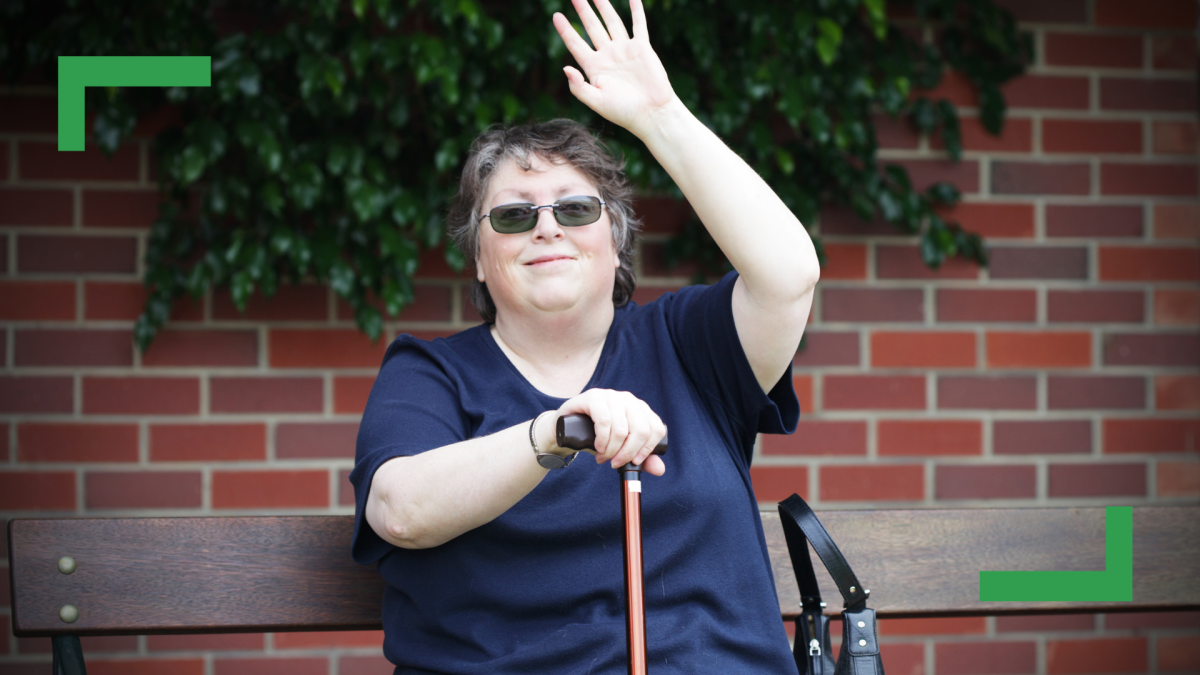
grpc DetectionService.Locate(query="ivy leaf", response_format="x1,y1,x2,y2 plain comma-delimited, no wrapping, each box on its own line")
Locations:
178,144,207,185
231,269,254,309
926,181,961,206
815,19,843,66
330,259,356,297
775,148,795,176
93,96,136,155
864,0,887,40
356,304,384,341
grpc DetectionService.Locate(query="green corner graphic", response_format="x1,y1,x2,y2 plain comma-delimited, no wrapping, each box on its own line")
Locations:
58,56,211,151
980,506,1133,602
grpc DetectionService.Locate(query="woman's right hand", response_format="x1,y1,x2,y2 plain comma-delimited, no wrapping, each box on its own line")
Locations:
556,388,667,476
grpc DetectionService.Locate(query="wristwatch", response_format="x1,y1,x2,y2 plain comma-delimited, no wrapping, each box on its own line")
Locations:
530,411,578,469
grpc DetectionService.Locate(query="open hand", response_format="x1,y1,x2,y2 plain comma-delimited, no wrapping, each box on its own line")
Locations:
552,0,681,139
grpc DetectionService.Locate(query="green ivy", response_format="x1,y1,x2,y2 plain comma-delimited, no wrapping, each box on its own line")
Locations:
2,0,1030,349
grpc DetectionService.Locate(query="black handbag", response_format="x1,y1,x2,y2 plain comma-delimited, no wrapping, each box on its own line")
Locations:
778,494,885,675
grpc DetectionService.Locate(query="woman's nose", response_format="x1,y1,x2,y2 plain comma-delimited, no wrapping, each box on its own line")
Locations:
531,206,563,238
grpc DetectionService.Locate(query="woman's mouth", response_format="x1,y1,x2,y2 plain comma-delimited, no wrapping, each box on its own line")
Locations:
525,255,574,266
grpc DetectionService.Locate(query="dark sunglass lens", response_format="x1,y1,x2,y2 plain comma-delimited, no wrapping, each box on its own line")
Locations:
555,197,601,226
491,204,536,233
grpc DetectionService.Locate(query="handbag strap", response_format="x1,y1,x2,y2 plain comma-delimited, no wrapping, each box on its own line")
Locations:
778,494,870,611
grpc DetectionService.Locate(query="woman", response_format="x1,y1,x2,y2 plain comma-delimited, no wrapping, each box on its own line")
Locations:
350,0,820,671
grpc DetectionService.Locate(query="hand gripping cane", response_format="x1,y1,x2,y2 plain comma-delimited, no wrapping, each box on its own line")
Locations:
556,413,668,675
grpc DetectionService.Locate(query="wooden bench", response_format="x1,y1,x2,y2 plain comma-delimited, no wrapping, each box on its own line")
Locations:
9,506,1200,672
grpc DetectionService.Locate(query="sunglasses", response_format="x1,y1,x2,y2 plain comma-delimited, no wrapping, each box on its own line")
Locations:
480,195,606,234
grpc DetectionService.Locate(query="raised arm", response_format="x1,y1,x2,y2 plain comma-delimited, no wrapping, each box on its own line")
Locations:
553,0,820,392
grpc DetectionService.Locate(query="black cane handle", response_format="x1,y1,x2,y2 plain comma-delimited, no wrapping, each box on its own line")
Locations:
555,413,668,456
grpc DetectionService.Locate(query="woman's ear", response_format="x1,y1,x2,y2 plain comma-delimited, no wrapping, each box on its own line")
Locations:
476,258,486,283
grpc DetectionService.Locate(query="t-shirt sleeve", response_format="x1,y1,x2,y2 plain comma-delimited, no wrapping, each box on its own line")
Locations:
663,271,800,445
349,336,471,565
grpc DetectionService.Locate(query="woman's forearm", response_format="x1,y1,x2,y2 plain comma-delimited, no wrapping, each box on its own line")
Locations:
365,418,567,549
636,99,821,300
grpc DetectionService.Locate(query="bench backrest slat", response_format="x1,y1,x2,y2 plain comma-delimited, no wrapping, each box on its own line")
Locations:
9,506,1198,637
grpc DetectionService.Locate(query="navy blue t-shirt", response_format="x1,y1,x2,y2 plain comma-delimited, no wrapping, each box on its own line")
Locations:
351,271,801,674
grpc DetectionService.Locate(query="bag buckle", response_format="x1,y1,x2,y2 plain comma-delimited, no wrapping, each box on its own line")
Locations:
808,639,821,656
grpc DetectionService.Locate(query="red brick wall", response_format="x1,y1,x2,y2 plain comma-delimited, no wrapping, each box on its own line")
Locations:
2,1,1199,672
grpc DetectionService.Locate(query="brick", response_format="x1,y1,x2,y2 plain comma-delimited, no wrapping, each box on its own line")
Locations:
1043,120,1142,154
1096,0,1197,28
1048,376,1146,410
82,190,160,229
878,420,982,456
1152,35,1197,70
150,424,266,462
0,235,7,273
1155,203,1200,240
1102,163,1198,197
819,205,897,236
148,634,265,651
84,659,205,675
86,471,202,509
820,243,867,280
793,332,861,367
992,0,1087,23
1158,460,1200,496
340,655,397,675
938,202,1035,238
995,420,1092,455
269,329,388,369
339,468,355,506
18,234,138,274
83,377,200,415
19,141,141,181
937,289,1037,323
936,640,1037,675
1104,418,1199,454
938,376,1037,410
0,94,56,133
1155,289,1200,325
987,332,1091,368
876,245,980,280
639,241,707,278
634,195,692,234
336,284,453,322
1044,33,1143,69
333,376,375,414
276,422,359,459
0,187,74,226
882,616,987,636
995,614,1095,633
417,245,471,278
989,246,1088,279
1047,290,1144,323
1157,375,1200,410
0,471,76,510
18,424,139,463
84,282,205,322
212,284,329,321
749,466,809,502
19,635,138,654
1047,205,1143,238
0,140,5,180
273,630,384,649
824,375,925,410
1159,635,1200,671
0,376,73,413
873,114,920,149
1045,637,1147,674
0,281,76,320
15,329,133,367
1104,333,1199,366
888,159,980,193
794,374,814,413
221,656,330,675
210,377,324,413
631,285,682,305
461,285,484,322
820,464,923,502
992,162,1090,196
212,470,330,509
917,69,977,107
1106,610,1200,629
871,331,976,368
1048,464,1146,498
760,420,867,456
1101,78,1197,112
142,330,258,367
931,117,1033,153
1004,75,1090,110
821,288,924,322
1154,120,1199,155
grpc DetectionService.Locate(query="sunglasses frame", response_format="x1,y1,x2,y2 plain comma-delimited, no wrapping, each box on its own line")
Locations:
480,195,606,234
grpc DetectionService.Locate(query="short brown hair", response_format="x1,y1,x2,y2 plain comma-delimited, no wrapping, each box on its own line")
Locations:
446,119,641,324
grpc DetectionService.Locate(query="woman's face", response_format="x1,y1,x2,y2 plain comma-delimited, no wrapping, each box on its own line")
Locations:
476,154,619,321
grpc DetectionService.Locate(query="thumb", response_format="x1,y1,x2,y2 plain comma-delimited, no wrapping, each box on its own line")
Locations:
563,66,602,110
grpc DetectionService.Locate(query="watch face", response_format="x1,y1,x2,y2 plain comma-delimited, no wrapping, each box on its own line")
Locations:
537,454,566,470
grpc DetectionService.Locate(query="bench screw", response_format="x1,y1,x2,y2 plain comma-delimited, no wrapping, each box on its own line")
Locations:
59,605,78,623
57,556,76,574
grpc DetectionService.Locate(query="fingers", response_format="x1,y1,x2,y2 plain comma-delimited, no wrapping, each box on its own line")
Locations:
561,389,667,471
590,0,630,41
629,0,648,40
569,0,613,47
563,66,602,110
553,12,596,64
642,454,666,477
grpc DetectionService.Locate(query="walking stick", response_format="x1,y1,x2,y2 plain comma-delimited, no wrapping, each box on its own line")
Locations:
557,413,668,675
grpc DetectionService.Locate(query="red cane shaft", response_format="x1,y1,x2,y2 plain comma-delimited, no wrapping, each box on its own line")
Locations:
622,466,648,675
